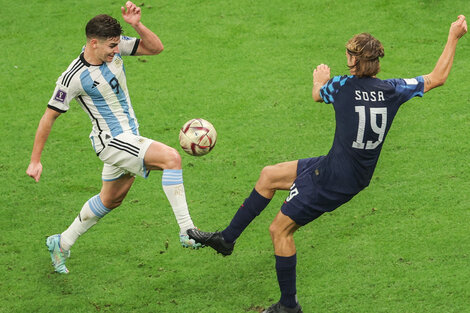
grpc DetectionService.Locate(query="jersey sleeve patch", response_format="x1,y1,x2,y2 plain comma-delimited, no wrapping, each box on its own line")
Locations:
403,78,418,85
53,89,67,103
383,76,425,105
397,76,424,100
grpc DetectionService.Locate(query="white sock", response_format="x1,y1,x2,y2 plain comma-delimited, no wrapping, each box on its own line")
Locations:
60,195,111,250
162,169,195,235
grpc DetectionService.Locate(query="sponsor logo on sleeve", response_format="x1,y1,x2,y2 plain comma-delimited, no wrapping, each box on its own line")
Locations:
122,36,132,40
54,89,67,103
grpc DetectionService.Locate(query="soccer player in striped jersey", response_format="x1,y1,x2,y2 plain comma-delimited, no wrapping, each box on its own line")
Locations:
188,16,467,313
27,1,202,274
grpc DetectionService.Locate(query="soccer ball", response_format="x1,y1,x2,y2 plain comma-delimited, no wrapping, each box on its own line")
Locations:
179,118,217,156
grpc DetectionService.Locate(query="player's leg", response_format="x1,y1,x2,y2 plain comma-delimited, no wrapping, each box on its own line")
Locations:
144,141,200,248
263,161,326,313
188,160,299,255
47,174,135,274
60,174,135,249
255,160,300,199
263,211,303,313
222,160,299,242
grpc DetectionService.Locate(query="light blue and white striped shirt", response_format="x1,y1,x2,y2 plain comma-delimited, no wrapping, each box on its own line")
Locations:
48,36,141,154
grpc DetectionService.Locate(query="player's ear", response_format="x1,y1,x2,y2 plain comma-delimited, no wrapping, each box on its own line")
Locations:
88,38,98,48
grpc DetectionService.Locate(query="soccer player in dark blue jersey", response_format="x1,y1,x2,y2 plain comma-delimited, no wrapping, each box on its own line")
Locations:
189,15,467,313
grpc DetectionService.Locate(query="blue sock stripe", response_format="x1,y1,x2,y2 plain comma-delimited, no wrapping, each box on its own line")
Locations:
163,169,183,174
88,195,111,218
162,169,183,186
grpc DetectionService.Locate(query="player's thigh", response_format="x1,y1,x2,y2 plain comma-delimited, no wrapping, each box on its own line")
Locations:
100,174,135,209
144,141,181,170
257,160,299,191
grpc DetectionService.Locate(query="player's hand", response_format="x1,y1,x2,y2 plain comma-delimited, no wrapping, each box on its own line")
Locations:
449,15,467,40
313,64,331,86
121,1,141,27
26,162,43,182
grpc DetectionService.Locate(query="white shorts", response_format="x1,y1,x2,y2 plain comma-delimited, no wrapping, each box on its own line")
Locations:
98,133,154,181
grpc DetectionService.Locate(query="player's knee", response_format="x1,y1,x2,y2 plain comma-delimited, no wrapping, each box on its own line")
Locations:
259,165,276,186
164,147,182,169
269,221,282,238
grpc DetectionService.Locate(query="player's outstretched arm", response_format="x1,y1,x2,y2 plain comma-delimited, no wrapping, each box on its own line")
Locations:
312,64,331,102
121,1,164,55
26,108,61,182
423,15,467,93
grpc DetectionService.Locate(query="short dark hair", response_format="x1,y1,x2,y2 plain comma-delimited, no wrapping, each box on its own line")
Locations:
85,14,122,40
346,33,384,77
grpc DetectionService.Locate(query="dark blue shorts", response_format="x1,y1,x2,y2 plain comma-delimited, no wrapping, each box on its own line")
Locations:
281,157,356,226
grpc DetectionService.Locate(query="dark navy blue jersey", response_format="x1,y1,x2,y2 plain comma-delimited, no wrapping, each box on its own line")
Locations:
318,75,424,194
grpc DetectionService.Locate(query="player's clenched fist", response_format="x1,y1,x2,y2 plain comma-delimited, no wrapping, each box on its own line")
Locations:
450,15,467,39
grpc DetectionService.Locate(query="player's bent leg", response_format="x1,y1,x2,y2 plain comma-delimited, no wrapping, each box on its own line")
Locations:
189,161,300,251
144,141,181,170
144,141,201,249
100,174,135,209
53,175,135,273
255,160,299,199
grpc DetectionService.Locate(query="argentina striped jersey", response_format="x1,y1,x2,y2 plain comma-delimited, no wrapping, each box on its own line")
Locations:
48,35,141,155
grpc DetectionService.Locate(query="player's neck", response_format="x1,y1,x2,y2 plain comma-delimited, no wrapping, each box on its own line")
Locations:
83,46,103,66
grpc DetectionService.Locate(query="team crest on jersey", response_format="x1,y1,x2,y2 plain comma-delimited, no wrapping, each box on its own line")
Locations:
114,57,122,66
122,36,132,40
54,89,67,103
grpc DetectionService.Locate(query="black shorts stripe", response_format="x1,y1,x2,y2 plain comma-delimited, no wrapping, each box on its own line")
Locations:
107,142,139,157
111,138,140,154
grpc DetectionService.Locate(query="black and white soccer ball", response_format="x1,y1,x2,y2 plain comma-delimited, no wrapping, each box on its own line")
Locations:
179,118,217,156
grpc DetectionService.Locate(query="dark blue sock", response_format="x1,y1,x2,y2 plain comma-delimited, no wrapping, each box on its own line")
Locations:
221,189,270,243
275,254,298,309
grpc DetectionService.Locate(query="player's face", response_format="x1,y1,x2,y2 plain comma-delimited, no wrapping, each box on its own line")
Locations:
96,37,121,63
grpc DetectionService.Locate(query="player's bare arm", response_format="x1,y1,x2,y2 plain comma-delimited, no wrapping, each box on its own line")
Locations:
312,64,331,102
423,15,467,93
121,1,164,55
26,108,61,182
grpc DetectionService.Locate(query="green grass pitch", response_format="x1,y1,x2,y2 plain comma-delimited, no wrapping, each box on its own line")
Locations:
1,1,469,312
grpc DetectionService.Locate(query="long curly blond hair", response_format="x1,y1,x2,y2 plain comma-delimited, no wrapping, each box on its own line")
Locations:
346,33,384,77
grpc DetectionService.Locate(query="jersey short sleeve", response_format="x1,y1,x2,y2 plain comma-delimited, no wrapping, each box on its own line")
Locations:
320,75,352,104
383,76,424,104
119,35,140,56
47,61,84,113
